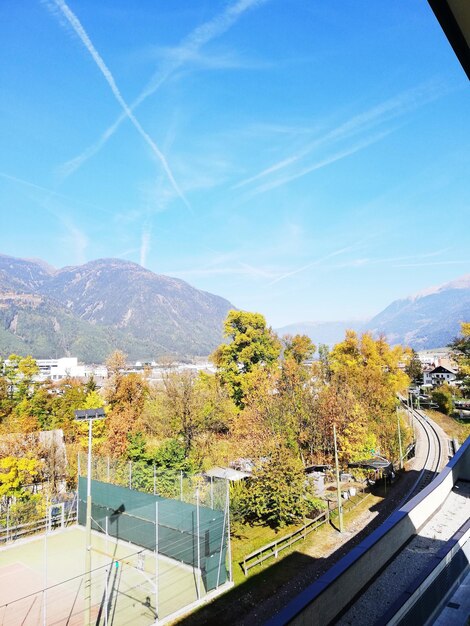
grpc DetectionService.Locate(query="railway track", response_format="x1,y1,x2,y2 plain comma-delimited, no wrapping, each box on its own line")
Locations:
398,401,444,505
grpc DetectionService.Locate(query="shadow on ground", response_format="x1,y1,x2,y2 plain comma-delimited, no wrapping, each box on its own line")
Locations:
177,468,424,626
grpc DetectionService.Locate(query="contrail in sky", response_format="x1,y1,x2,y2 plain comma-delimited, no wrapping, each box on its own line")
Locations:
51,0,190,211
269,246,357,286
59,0,268,178
234,79,447,191
253,129,394,195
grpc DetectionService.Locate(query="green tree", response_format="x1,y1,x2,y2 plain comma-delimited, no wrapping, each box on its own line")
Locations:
211,310,281,407
316,344,332,383
431,385,454,415
0,376,11,424
239,443,310,528
450,322,470,397
50,378,88,440
3,354,39,402
405,349,423,384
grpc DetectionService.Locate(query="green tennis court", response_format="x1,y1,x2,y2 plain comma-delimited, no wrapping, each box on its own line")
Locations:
0,526,201,625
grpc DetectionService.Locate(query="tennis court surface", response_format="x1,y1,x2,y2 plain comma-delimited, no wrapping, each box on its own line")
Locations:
0,526,202,625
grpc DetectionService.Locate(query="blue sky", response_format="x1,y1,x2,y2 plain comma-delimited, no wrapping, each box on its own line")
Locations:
1,0,469,328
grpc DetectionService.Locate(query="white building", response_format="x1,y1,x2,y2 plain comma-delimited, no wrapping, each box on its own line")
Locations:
36,358,107,382
425,365,458,387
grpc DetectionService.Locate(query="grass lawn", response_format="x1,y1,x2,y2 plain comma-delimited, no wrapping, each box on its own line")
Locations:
230,489,380,584
425,409,470,442
230,520,302,584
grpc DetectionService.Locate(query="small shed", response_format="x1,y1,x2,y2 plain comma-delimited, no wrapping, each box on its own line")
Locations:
204,466,251,482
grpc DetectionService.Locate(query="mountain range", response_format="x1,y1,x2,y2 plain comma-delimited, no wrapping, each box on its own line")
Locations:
1,253,468,362
277,274,470,349
0,255,234,362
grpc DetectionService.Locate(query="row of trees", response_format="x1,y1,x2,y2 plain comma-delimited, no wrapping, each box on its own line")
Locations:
1,310,417,528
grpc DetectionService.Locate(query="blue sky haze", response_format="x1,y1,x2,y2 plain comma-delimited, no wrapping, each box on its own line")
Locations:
0,0,468,327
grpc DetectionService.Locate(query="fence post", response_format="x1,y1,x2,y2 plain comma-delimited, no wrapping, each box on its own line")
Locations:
104,567,109,626
129,461,132,489
153,464,156,496
155,501,159,623
43,496,49,626
180,471,183,501
6,505,9,542
196,488,201,600
226,479,232,583
107,456,110,482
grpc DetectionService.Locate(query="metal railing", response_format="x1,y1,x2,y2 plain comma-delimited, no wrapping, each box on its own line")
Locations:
0,510,77,543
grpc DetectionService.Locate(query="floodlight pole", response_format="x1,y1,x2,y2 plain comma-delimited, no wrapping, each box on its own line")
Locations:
155,501,159,623
74,407,105,626
397,407,403,470
85,416,93,626
333,424,343,533
43,492,49,626
226,479,232,583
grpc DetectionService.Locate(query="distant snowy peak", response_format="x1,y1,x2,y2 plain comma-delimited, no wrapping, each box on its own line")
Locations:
366,273,470,349
280,274,470,350
410,274,470,302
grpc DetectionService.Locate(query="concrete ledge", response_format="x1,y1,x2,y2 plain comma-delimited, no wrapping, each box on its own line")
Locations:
382,519,470,626
266,436,470,626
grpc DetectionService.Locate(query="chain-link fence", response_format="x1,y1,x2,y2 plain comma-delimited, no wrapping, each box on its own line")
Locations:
78,477,230,593
78,453,228,511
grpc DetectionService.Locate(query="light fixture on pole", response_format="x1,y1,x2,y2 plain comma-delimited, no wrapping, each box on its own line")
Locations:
74,407,105,626
333,423,344,533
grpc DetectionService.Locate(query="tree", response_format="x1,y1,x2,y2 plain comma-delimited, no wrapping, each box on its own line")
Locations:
158,371,206,455
50,378,88,440
238,443,310,528
197,372,237,434
0,457,42,500
449,322,470,397
211,310,281,407
432,385,454,415
283,334,316,365
75,389,107,452
3,355,39,402
315,344,331,383
327,331,410,460
0,378,10,423
405,349,423,385
103,373,148,457
105,350,127,378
